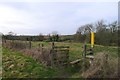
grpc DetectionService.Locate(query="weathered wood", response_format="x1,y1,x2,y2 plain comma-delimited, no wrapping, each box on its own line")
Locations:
41,44,44,47
86,55,94,59
49,42,70,67
38,43,40,48
53,46,69,48
52,42,55,49
41,44,44,52
70,59,82,65
53,49,69,52
29,41,31,49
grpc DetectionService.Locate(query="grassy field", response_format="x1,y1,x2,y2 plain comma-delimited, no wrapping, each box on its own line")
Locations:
31,41,118,60
2,47,58,78
2,41,118,78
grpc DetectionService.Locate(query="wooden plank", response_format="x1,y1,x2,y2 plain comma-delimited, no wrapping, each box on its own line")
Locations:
70,59,82,65
86,55,94,59
53,46,69,48
51,45,69,67
54,49,68,52
53,49,69,51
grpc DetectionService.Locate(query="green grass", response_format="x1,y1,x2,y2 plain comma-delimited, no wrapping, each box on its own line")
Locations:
2,41,118,78
2,47,57,78
31,41,118,60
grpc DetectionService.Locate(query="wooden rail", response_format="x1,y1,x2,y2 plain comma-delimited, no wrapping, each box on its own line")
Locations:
53,46,69,48
70,59,82,65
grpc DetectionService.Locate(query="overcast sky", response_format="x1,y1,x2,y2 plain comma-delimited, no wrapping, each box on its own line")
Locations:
0,1,118,35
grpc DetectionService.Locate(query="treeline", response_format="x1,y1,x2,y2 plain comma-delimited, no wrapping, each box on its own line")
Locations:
2,34,73,42
74,20,119,46
2,20,119,46
3,35,45,41
2,31,73,42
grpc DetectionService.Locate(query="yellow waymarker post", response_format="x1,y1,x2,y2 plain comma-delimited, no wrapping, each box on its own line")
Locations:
91,32,94,48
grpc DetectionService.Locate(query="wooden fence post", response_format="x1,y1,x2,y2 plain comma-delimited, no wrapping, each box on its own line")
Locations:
29,41,31,49
51,42,55,67
82,44,87,72
52,42,54,49
41,44,44,53
29,36,32,49
84,44,87,58
38,43,40,48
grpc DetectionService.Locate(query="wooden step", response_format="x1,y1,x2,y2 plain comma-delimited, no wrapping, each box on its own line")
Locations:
70,59,82,65
86,55,94,59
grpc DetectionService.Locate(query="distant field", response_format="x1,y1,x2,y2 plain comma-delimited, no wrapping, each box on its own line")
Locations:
2,41,118,78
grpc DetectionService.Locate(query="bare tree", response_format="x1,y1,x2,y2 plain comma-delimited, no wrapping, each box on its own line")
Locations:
8,31,15,36
110,21,118,33
76,23,94,43
95,20,106,32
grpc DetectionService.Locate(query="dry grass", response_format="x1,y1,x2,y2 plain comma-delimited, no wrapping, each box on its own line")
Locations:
2,40,118,78
22,48,52,66
3,40,70,67
3,40,52,66
3,40,29,50
82,52,118,78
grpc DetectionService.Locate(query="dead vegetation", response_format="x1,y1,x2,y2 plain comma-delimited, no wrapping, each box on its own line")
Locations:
2,40,69,67
3,40,29,50
2,40,52,66
82,52,118,78
22,48,52,66
2,40,118,78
